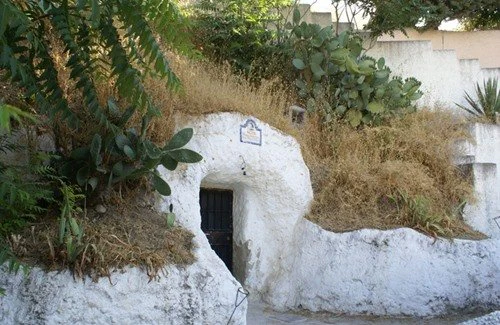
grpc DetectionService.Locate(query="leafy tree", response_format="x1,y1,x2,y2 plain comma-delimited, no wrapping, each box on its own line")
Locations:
189,0,293,78
340,0,500,36
0,0,201,196
461,6,500,31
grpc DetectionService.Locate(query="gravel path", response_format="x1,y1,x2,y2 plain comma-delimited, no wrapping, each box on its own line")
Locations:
247,300,495,325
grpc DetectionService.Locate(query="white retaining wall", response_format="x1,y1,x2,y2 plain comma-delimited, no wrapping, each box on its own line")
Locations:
458,123,500,238
1,114,499,320
0,258,246,324
366,41,500,110
267,219,500,316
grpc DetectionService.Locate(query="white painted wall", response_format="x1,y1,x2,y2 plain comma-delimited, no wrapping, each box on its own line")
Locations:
366,41,500,110
458,123,500,238
159,112,314,294
0,112,314,325
161,114,500,317
268,219,500,316
2,114,499,319
0,258,246,324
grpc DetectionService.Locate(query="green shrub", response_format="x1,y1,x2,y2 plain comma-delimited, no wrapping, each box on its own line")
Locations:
457,77,500,124
189,0,293,80
289,13,422,127
0,102,52,236
0,0,201,197
58,127,202,196
0,102,47,292
189,3,422,127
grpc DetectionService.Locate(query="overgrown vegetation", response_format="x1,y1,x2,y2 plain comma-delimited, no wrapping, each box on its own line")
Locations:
457,77,500,124
153,54,480,239
0,0,199,278
303,111,480,238
0,0,202,198
189,0,293,79
14,189,194,280
0,0,487,285
0,105,36,294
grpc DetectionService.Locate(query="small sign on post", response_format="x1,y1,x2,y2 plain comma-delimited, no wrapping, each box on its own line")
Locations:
240,119,262,146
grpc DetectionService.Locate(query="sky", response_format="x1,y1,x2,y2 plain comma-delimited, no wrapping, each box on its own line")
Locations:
298,0,460,30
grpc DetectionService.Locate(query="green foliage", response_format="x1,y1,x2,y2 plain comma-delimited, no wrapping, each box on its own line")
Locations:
0,101,34,157
461,7,500,31
58,183,85,264
1,0,202,197
290,20,422,127
346,0,500,37
0,108,46,290
0,107,55,237
190,3,422,127
389,191,451,237
0,0,183,126
59,127,202,196
0,101,36,133
0,165,56,236
189,0,293,78
457,77,500,124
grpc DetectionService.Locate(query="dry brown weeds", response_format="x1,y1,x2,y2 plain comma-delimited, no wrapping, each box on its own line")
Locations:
146,56,481,238
303,111,483,238
161,55,297,136
15,190,194,280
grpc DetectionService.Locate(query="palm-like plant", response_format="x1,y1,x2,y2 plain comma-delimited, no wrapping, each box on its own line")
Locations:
457,77,500,124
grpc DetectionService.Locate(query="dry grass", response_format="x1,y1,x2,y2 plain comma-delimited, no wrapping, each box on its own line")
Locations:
302,111,484,238
12,189,194,280
149,54,297,138
137,55,482,238
141,55,483,238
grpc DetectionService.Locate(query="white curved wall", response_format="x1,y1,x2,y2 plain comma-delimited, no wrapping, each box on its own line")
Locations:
1,114,498,321
267,219,500,316
159,112,314,294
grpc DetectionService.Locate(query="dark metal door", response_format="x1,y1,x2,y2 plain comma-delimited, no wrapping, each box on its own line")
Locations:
200,188,233,272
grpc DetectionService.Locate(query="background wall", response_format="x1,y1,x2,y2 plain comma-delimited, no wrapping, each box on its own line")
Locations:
295,4,500,110
378,29,500,69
